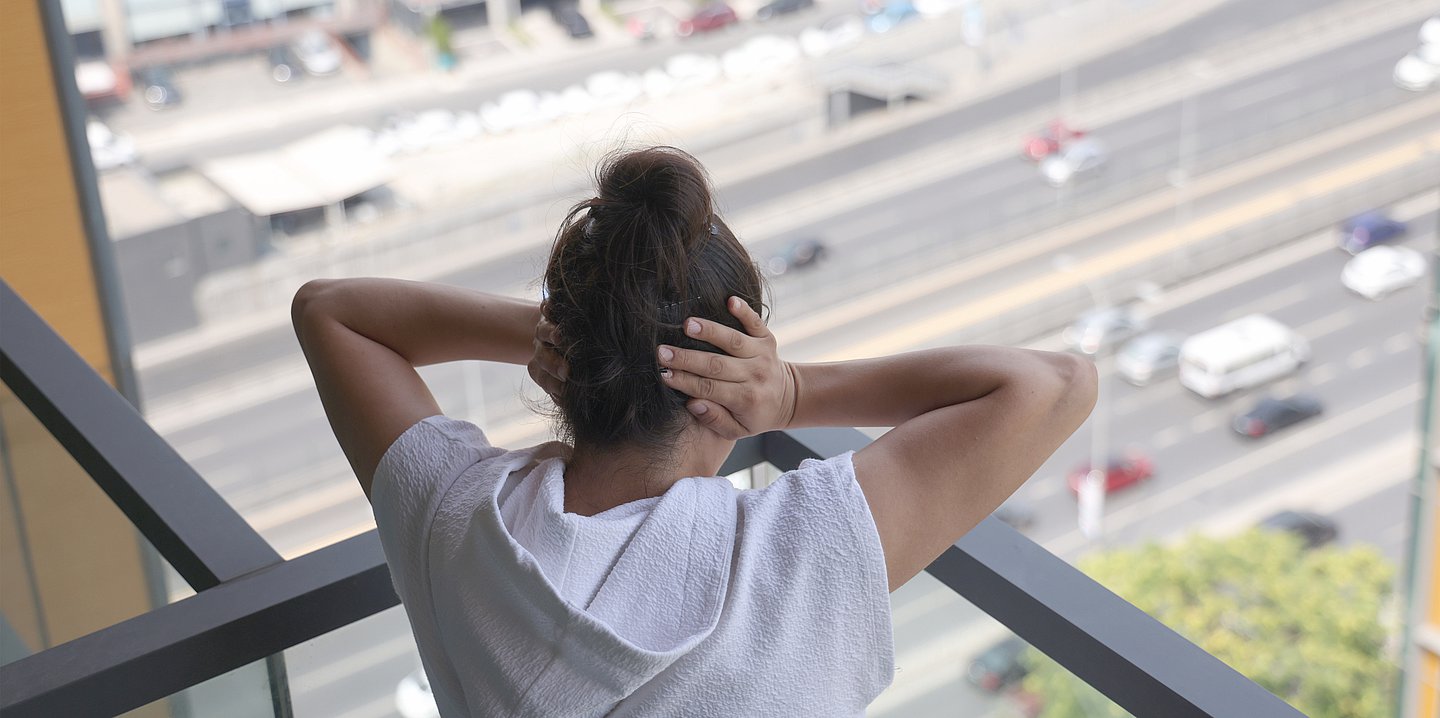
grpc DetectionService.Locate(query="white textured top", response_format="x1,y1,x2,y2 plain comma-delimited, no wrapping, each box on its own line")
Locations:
371,415,894,717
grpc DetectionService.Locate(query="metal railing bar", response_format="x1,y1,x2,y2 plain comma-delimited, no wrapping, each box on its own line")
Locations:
0,280,281,590
0,531,394,717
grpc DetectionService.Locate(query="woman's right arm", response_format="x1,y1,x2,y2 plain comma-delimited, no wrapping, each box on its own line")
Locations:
659,299,1097,591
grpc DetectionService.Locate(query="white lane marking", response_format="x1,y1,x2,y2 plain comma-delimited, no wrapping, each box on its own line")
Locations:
1221,284,1308,323
170,436,224,462
1308,362,1340,385
291,633,417,697
1385,332,1416,354
1044,383,1418,557
1171,432,1417,540
1152,425,1185,449
1190,409,1224,433
1296,307,1358,341
1220,75,1301,112
1347,346,1378,370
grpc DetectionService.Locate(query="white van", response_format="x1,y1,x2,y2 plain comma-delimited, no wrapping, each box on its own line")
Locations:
1178,315,1309,398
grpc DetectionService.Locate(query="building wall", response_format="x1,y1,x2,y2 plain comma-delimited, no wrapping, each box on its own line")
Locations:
0,0,159,703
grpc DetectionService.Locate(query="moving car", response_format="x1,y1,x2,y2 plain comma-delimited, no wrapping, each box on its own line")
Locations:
1116,331,1184,386
1022,119,1086,162
867,0,918,33
765,238,828,276
1040,138,1106,187
967,637,1029,693
1393,42,1440,91
86,118,137,171
1338,211,1408,254
1231,393,1323,439
992,499,1036,532
677,3,739,37
267,45,302,83
755,0,814,21
1178,314,1308,398
551,2,594,38
395,669,439,718
1066,450,1154,496
134,66,181,109
1341,245,1426,300
1062,306,1148,355
292,29,342,76
1258,510,1339,549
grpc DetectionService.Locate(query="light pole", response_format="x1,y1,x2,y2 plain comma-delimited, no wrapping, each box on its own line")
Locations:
1054,254,1109,541
1170,60,1216,276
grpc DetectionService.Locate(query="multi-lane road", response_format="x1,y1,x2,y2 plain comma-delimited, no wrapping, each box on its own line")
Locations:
120,2,1438,715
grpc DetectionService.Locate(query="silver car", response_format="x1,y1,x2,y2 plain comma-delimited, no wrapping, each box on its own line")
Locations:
1040,138,1107,187
1063,307,1149,355
1116,332,1185,386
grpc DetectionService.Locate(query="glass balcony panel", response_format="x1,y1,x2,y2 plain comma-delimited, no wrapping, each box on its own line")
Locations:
285,603,421,717
117,656,284,718
0,384,194,668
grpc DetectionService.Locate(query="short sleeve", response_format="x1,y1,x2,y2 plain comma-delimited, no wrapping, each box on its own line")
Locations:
735,451,896,703
370,415,506,599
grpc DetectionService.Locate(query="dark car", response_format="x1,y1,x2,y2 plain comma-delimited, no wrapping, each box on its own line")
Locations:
967,637,1029,693
755,0,814,21
1231,394,1323,438
1339,212,1407,254
1066,450,1154,495
765,238,827,275
678,3,738,36
267,45,302,83
135,66,181,109
1258,510,1339,549
550,2,594,38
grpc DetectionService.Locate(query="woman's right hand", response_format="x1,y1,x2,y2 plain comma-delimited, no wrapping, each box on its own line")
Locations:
658,297,798,440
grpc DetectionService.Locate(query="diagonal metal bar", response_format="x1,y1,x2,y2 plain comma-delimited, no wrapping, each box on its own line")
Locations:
0,280,281,590
0,531,395,717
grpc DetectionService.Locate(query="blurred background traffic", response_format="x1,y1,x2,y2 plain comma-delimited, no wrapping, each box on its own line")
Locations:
30,0,1440,714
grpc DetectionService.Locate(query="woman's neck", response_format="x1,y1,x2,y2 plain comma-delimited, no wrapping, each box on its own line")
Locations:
564,430,734,516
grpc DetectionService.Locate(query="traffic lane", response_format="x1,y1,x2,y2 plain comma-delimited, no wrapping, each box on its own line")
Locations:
760,31,1422,314
1327,479,1411,564
720,0,1357,210
286,604,419,718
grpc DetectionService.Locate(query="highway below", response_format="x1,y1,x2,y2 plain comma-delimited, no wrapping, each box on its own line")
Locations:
115,2,1439,715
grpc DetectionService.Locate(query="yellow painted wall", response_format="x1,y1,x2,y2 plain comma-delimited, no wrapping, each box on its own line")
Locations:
0,0,156,687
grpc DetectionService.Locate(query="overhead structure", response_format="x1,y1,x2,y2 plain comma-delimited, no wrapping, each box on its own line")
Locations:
199,125,390,220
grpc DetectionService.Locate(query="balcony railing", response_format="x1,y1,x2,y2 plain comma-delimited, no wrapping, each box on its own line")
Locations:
0,278,1304,717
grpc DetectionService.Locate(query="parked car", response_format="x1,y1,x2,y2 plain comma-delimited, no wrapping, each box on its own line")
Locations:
1258,510,1339,549
1423,15,1440,44
1338,211,1407,254
756,0,814,21
1116,332,1184,386
677,3,739,37
1342,245,1426,300
867,0,918,33
551,2,594,38
134,66,181,109
75,59,126,105
395,669,439,718
1231,394,1323,439
1040,138,1107,187
665,53,722,88
1022,119,1086,162
765,238,828,275
1066,450,1154,496
1063,306,1148,355
799,14,865,57
1393,42,1440,91
292,29,342,76
267,45,302,83
967,637,1030,693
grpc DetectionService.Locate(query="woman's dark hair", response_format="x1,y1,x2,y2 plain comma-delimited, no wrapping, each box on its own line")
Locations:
541,146,766,457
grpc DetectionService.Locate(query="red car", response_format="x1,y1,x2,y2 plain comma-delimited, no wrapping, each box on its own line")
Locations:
1022,119,1086,162
1066,451,1153,495
678,3,738,36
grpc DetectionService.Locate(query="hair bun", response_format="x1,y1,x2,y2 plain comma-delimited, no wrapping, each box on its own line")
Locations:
593,146,713,255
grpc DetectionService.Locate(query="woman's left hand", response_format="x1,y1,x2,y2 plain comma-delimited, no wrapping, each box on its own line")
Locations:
527,313,568,402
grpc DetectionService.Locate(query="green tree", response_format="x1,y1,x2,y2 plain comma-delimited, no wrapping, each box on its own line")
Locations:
1023,530,1396,718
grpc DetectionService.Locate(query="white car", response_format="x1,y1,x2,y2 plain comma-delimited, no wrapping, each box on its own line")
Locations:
584,71,644,107
799,15,864,57
480,90,546,133
1394,43,1440,91
377,110,481,155
1341,245,1427,299
1040,138,1107,187
1420,15,1440,45
395,669,439,718
664,53,722,88
86,119,137,171
292,30,342,76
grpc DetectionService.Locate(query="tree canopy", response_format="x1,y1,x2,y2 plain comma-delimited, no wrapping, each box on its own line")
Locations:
1022,530,1396,718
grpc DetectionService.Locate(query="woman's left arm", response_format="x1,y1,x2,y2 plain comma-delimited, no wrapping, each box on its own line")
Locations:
291,277,541,499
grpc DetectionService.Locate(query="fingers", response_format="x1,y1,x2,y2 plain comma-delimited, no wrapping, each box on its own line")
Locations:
661,367,744,407
682,313,756,358
726,296,770,340
658,344,742,380
685,399,750,441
